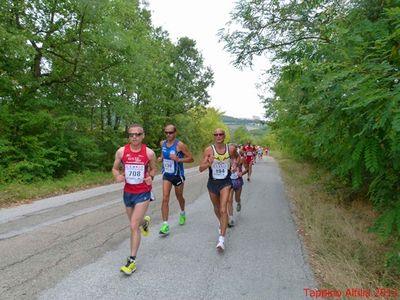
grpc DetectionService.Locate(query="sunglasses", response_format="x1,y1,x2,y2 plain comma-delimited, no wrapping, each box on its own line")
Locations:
128,132,143,137
165,131,175,135
213,133,225,136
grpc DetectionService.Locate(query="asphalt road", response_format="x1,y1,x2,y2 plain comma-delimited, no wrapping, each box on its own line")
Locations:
0,156,315,299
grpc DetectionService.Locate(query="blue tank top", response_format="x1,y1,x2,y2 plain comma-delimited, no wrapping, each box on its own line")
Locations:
161,139,184,176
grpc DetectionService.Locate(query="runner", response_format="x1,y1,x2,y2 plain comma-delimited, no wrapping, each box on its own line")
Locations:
112,124,156,275
228,147,247,227
243,142,255,181
265,146,270,156
158,124,194,236
257,146,263,161
199,128,238,251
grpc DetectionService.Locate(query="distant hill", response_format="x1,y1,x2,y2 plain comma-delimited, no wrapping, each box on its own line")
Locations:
221,115,264,126
222,115,267,132
221,115,269,142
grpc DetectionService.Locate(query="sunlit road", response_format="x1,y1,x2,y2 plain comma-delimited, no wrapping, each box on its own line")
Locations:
0,157,315,299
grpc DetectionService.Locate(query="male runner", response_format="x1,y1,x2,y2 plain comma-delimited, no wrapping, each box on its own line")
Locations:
112,124,156,275
243,142,255,181
158,124,194,236
199,128,238,251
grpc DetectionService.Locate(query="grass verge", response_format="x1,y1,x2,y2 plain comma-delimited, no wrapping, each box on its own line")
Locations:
273,151,400,296
0,171,114,208
0,154,203,208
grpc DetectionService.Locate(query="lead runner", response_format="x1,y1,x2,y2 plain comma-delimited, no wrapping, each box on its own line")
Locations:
112,123,156,275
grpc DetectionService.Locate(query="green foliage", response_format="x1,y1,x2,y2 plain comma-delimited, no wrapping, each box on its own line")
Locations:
385,240,400,273
231,126,251,144
0,0,214,183
222,0,400,271
197,108,229,145
370,203,400,239
229,123,270,146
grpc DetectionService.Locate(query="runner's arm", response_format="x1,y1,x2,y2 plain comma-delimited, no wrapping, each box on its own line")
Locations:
112,147,125,182
241,156,249,176
199,146,213,172
158,140,164,162
144,147,156,185
177,141,194,163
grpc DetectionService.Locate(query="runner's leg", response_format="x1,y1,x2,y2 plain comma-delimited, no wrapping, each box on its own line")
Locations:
128,200,150,257
161,180,173,221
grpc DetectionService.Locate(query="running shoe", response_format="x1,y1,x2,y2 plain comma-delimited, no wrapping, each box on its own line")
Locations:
179,213,186,225
228,219,235,228
140,216,151,236
236,203,241,212
120,258,136,275
159,223,170,236
216,240,225,252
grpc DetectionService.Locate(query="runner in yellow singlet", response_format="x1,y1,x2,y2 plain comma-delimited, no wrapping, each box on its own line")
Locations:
199,128,238,252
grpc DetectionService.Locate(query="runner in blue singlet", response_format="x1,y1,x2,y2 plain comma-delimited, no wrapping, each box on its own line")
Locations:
158,124,194,236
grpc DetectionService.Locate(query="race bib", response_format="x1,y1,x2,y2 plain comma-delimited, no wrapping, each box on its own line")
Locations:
230,172,239,180
247,151,253,156
125,164,145,184
212,161,228,179
163,159,175,173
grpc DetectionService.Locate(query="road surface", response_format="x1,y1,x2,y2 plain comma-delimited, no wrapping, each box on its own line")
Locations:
0,156,315,299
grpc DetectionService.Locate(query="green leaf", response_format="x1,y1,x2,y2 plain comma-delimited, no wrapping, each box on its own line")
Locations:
393,112,400,132
364,140,380,173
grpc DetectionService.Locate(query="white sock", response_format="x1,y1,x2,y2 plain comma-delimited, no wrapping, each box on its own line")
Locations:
163,221,168,225
180,211,185,215
219,236,225,243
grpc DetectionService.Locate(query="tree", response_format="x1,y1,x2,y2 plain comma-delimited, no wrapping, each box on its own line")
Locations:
231,125,251,145
221,0,400,271
0,0,215,182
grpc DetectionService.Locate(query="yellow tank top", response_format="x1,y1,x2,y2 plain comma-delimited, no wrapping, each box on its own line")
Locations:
210,144,231,179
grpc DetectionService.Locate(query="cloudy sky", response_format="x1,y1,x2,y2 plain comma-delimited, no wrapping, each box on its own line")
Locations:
147,0,269,119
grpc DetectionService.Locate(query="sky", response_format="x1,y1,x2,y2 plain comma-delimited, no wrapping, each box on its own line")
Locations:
147,0,269,120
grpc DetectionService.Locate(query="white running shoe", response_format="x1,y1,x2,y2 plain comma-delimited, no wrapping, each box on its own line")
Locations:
216,240,225,252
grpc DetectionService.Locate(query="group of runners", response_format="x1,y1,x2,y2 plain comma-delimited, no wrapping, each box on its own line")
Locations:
112,124,265,275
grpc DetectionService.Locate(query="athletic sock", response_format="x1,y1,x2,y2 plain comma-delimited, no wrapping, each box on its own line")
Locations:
129,256,136,261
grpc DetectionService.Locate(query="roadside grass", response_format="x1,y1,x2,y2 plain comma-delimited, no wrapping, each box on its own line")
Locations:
273,151,400,295
0,153,203,208
0,171,115,208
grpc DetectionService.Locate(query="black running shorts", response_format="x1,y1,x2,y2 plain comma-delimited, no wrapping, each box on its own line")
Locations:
207,177,232,196
163,174,185,186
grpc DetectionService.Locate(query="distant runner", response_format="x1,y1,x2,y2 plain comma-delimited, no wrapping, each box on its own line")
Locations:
257,146,263,160
243,142,255,181
228,148,247,226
